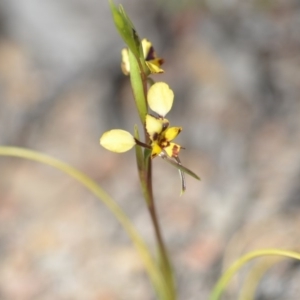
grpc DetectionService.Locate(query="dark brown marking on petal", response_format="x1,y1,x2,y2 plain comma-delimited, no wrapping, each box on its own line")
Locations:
153,132,159,141
162,120,169,131
158,58,164,66
151,152,158,159
172,145,180,157
146,46,155,61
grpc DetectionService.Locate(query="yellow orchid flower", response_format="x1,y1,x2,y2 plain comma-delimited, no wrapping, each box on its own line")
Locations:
99,82,199,193
100,118,182,159
100,83,181,158
121,38,164,75
99,122,185,193
145,114,182,159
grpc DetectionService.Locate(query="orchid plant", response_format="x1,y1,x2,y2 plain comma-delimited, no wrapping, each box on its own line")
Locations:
99,1,200,298
1,1,299,300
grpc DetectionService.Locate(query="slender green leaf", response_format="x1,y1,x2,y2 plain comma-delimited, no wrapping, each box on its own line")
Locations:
161,156,201,180
238,258,279,300
0,146,172,300
210,249,300,300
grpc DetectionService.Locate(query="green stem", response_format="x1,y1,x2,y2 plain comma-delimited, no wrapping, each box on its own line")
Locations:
140,151,176,300
146,157,176,299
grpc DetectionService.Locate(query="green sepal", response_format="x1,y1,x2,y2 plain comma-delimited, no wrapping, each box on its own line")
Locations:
109,0,141,58
161,156,201,181
129,49,148,123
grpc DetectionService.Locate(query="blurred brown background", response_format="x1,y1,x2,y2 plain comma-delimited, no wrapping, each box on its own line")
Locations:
1,0,300,299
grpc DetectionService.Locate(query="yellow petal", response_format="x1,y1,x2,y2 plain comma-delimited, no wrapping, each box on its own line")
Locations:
151,142,163,158
147,82,174,117
146,61,164,74
121,48,130,75
164,142,182,158
100,129,135,153
145,114,165,141
141,39,152,58
163,127,182,142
